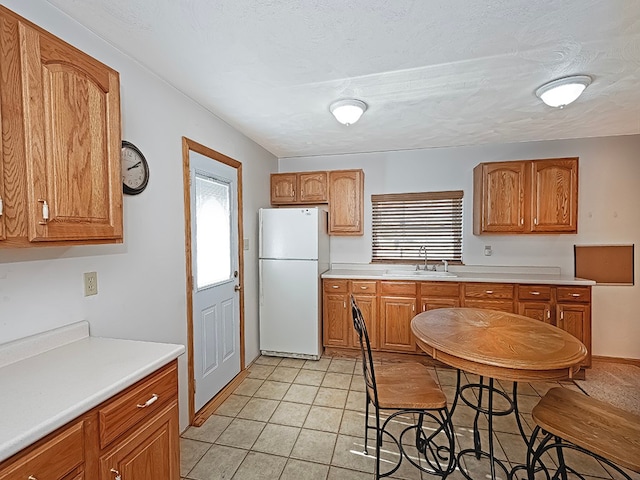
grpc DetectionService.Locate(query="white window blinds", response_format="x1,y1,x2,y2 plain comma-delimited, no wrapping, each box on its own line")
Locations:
371,190,463,263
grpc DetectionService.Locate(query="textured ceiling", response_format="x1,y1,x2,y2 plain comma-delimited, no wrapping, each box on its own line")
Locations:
45,0,640,158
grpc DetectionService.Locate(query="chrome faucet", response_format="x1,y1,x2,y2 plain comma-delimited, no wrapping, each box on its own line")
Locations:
441,259,449,272
418,245,430,271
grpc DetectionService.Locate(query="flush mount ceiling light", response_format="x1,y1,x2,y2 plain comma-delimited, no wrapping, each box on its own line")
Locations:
329,99,367,125
535,75,592,108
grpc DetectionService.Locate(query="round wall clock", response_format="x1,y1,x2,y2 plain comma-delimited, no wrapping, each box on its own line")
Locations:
121,140,149,195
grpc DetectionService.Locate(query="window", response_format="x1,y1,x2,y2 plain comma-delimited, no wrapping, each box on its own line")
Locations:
371,190,463,264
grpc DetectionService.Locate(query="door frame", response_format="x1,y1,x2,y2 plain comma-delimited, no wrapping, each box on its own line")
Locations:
182,137,246,425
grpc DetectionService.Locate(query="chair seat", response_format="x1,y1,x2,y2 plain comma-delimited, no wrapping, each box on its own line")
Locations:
373,362,447,410
532,387,640,473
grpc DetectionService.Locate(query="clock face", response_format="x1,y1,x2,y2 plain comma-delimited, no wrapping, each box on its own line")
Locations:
121,141,149,195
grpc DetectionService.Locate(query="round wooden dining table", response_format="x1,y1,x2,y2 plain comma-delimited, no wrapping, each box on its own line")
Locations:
411,307,587,383
411,307,588,480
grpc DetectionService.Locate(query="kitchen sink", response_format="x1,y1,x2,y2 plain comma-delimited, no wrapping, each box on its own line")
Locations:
384,269,457,278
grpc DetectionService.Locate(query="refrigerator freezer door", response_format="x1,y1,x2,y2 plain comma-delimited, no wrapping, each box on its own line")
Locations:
259,208,320,260
259,259,321,358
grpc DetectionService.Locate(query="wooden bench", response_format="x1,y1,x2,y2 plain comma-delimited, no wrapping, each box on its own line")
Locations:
526,387,640,478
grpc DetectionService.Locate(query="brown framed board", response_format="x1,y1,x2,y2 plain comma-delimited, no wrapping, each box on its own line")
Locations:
574,244,634,285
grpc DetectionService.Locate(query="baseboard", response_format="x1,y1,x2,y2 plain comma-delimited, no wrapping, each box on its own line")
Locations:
592,355,640,367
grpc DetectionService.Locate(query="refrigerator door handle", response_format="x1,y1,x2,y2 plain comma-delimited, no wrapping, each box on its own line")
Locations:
259,263,264,306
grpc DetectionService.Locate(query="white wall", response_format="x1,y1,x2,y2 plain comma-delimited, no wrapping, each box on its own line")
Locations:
280,134,640,360
0,0,277,429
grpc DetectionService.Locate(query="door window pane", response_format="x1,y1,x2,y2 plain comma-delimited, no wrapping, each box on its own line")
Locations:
195,173,231,289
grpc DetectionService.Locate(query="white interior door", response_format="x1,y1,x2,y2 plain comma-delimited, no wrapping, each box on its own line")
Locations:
190,151,241,412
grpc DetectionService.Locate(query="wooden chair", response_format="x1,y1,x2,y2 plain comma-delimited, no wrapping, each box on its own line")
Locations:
350,295,455,479
517,387,640,479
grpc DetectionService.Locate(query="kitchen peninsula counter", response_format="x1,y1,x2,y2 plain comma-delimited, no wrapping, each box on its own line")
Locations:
0,321,184,462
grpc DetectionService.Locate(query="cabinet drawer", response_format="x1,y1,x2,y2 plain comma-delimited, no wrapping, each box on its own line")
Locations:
323,280,349,293
464,283,514,299
99,362,178,448
464,299,515,313
420,282,460,298
380,281,417,296
518,285,552,301
556,286,590,303
0,421,84,480
351,281,377,294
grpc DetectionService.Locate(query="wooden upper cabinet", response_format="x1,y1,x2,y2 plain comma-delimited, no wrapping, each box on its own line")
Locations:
270,173,297,204
299,172,328,203
0,6,123,245
530,158,578,233
270,171,328,205
328,169,364,235
473,158,578,235
474,162,526,233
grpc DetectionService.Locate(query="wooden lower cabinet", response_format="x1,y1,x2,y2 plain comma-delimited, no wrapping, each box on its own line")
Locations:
324,292,350,347
463,283,515,313
100,403,179,480
0,421,84,480
0,361,179,480
322,278,591,369
379,282,417,353
557,303,591,367
352,294,378,349
420,282,461,313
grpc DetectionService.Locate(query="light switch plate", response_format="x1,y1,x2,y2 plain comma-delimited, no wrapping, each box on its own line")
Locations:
244,238,250,250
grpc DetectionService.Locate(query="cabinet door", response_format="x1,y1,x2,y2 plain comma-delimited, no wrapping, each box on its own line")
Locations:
518,301,552,324
19,21,122,241
379,296,417,352
323,292,350,347
557,303,591,367
477,162,526,233
352,294,378,350
328,169,363,235
100,403,179,480
531,158,578,233
299,172,328,203
270,173,297,204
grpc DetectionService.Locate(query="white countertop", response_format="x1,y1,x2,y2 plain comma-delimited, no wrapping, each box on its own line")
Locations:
322,264,595,286
0,322,185,463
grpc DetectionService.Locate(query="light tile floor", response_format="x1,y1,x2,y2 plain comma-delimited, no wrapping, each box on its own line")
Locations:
180,356,640,480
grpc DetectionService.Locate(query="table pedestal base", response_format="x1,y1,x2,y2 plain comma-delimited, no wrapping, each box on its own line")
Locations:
451,372,529,480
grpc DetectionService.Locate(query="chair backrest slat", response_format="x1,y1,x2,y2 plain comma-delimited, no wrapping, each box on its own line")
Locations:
350,295,378,405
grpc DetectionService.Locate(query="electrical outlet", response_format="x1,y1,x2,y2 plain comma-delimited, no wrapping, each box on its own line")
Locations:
484,245,493,256
84,271,98,296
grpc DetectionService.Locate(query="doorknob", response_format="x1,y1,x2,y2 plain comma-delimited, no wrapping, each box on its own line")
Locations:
234,285,242,292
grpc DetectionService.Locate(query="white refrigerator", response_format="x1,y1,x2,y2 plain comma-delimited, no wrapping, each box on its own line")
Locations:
259,207,330,359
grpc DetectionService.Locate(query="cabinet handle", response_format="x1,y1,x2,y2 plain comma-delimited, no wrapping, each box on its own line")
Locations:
520,218,524,225
332,285,339,289
546,309,550,319
343,301,346,308
137,393,159,408
360,286,368,290
485,290,493,294
530,291,540,295
110,468,122,480
560,311,564,320
38,199,49,225
28,476,37,480
412,304,415,312
571,293,581,297
0,197,3,216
